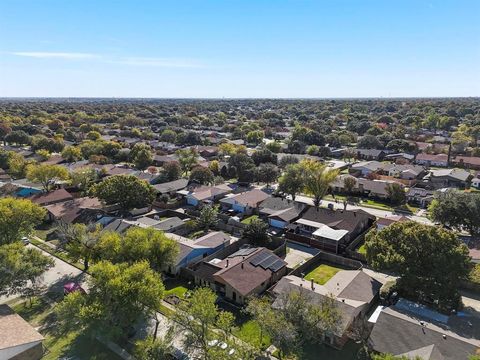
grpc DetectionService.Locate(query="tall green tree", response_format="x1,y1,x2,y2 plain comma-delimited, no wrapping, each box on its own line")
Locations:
56,260,165,342
92,174,156,211
197,204,219,231
26,163,70,192
130,143,154,170
365,221,470,311
278,163,304,201
429,190,480,237
176,148,199,175
256,163,280,186
97,227,179,272
301,159,339,208
386,183,406,205
0,198,46,245
243,218,270,246
189,166,214,185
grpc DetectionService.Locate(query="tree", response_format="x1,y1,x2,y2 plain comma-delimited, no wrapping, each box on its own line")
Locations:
301,160,339,208
243,218,270,246
190,166,214,185
7,152,32,179
135,333,174,360
130,143,153,170
244,296,274,349
97,227,179,272
176,148,199,175
429,190,480,236
246,130,264,145
56,260,164,342
197,205,219,231
0,243,54,298
70,167,98,193
219,143,247,157
266,141,282,153
357,135,382,149
174,287,237,360
0,198,46,245
256,163,280,186
92,175,156,211
160,161,182,182
343,176,357,194
228,153,256,183
306,144,320,156
5,130,31,145
252,148,277,166
278,163,304,200
279,155,299,168
86,130,101,141
386,183,406,205
26,163,70,192
365,221,470,311
209,160,220,175
57,222,102,271
160,129,177,143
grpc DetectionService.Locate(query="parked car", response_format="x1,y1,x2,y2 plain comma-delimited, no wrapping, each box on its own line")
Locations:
63,282,86,295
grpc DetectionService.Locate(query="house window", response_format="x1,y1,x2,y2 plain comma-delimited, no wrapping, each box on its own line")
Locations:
232,291,237,302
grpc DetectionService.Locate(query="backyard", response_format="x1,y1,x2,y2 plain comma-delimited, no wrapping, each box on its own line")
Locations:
304,264,342,285
241,214,259,224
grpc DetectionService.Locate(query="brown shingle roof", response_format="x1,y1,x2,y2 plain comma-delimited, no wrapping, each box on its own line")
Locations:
0,305,44,350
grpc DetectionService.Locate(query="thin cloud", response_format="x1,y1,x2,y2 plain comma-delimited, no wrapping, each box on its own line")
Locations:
111,57,204,68
8,52,204,68
11,51,99,59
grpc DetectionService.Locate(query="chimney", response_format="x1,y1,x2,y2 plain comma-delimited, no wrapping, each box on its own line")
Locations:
310,278,315,290
226,259,229,268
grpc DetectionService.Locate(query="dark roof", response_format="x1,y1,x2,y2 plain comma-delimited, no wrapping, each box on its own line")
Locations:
356,149,385,157
103,218,133,233
153,178,189,193
153,217,185,231
259,197,297,215
369,307,480,360
29,188,73,206
407,187,435,198
268,207,303,222
300,207,374,234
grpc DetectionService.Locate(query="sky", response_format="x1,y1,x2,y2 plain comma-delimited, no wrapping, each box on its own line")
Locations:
0,0,479,98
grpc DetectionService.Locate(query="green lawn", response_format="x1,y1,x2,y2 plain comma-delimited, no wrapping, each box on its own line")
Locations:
241,215,259,224
233,319,271,350
357,243,367,255
34,226,58,241
361,199,393,210
305,264,341,285
165,285,189,298
11,297,122,360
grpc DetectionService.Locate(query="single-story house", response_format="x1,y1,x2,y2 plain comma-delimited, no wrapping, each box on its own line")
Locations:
415,153,449,167
192,246,287,304
0,304,44,360
220,189,270,214
376,215,410,230
153,178,189,195
368,299,480,360
166,232,231,275
350,161,387,176
182,184,232,207
29,188,74,206
272,270,381,349
356,149,386,161
286,207,375,253
453,156,480,170
258,197,306,229
45,197,103,224
406,187,435,208
426,168,472,189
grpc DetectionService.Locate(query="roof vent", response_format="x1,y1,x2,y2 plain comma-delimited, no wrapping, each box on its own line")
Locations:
442,334,447,340
226,259,229,268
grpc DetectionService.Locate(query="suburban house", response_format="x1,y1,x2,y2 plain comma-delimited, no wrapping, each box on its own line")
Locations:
182,184,232,207
426,168,472,189
356,149,386,161
44,196,103,224
350,161,386,176
166,232,231,275
368,299,480,360
0,304,44,360
153,178,189,196
376,215,409,230
332,175,404,200
286,207,375,253
192,247,287,304
384,164,426,180
415,153,449,167
220,189,270,214
29,188,74,206
272,270,381,349
453,156,480,170
258,197,306,229
406,187,435,208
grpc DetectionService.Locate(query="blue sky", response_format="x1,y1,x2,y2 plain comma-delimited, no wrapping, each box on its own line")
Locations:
0,0,479,98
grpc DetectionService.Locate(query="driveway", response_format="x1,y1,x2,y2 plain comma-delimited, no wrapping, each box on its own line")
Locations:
0,244,89,304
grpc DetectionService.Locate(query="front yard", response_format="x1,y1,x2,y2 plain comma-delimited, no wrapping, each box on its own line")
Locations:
10,295,122,360
304,264,341,285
